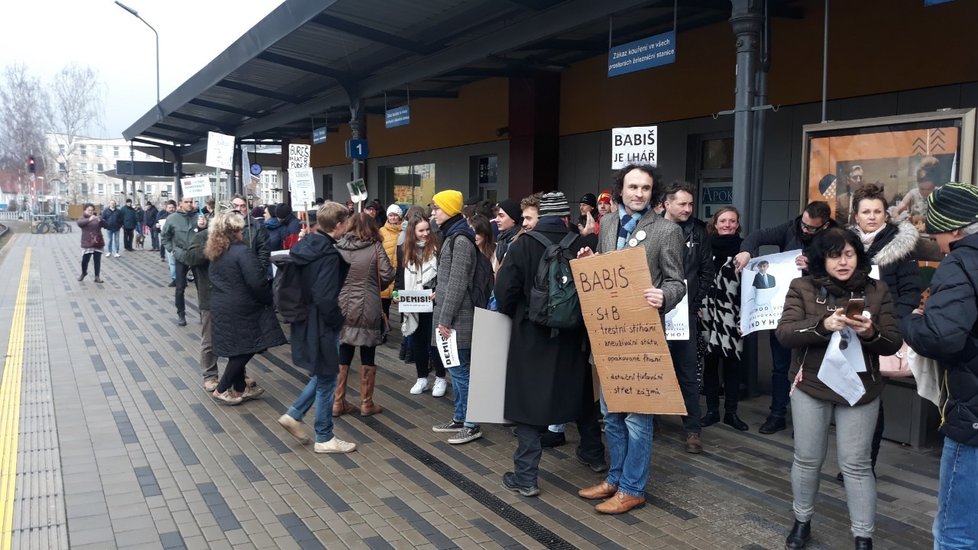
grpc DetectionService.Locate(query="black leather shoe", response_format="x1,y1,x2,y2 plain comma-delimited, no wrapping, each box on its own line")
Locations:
724,413,749,431
854,536,872,550
177,313,187,327
540,431,566,448
700,410,721,427
759,416,786,434
785,519,811,549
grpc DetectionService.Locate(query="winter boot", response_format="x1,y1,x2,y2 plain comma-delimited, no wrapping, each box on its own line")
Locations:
332,364,357,417
359,365,384,416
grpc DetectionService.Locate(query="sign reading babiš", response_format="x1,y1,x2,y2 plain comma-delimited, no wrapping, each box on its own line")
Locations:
611,126,657,169
570,247,686,415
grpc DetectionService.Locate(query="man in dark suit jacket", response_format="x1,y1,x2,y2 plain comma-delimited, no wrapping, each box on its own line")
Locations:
752,261,776,289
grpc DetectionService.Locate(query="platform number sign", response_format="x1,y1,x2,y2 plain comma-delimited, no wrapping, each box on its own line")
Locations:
346,139,369,160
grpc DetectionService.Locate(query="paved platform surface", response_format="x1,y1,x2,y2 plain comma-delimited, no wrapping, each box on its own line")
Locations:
0,232,940,549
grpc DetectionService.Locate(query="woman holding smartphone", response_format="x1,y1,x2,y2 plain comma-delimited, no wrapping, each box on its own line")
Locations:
776,228,901,550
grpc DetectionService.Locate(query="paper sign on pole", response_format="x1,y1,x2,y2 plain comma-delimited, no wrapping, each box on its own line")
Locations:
740,249,803,336
205,131,235,170
664,280,689,341
611,126,657,169
289,167,315,211
467,308,512,424
346,178,368,204
288,144,311,169
180,176,211,199
397,290,433,313
570,247,686,415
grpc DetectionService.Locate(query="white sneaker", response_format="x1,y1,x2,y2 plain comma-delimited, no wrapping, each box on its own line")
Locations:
432,377,447,397
410,378,430,395
277,414,310,444
314,437,356,454
113,253,120,258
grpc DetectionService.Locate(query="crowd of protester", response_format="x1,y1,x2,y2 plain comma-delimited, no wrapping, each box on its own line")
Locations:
72,165,978,549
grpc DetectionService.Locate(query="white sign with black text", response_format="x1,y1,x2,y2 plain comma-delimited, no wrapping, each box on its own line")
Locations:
288,144,311,169
180,176,211,199
664,280,689,341
611,125,657,169
740,249,803,336
205,131,235,170
397,290,433,313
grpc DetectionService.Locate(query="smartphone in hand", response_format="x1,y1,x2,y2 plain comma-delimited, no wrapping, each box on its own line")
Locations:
845,298,865,320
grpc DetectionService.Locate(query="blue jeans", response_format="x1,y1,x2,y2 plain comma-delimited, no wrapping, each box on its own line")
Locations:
106,229,120,254
599,393,654,497
934,437,978,549
769,332,792,418
287,374,338,444
167,250,176,281
449,349,475,428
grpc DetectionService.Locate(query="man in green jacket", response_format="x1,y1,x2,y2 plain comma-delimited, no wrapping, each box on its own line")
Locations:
161,197,198,326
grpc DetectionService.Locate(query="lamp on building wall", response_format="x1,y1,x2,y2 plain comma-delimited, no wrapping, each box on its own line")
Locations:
114,1,162,119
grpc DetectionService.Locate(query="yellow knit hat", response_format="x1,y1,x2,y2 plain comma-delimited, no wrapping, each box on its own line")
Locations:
432,190,463,217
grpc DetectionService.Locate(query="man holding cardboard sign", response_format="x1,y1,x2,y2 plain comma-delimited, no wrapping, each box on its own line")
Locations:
574,164,686,515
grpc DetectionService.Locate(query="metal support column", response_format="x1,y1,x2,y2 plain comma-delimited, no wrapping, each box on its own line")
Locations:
349,98,364,188
729,0,763,233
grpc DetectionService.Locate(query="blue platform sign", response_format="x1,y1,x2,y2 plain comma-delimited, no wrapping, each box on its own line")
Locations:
385,105,411,128
312,126,328,144
346,139,368,160
924,0,954,4
608,30,676,77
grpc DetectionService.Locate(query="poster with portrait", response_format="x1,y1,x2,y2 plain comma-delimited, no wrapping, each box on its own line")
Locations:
740,250,803,337
802,109,975,233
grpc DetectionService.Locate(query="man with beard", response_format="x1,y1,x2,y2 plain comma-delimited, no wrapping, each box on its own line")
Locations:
494,199,522,270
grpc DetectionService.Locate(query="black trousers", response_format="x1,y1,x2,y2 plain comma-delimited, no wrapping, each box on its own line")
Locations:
575,398,606,465
704,352,743,414
174,261,189,315
81,251,101,277
668,322,702,433
340,344,376,366
123,228,134,250
412,312,445,378
513,424,545,487
218,353,254,393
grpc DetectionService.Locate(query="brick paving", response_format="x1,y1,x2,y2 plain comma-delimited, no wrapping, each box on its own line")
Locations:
0,232,939,549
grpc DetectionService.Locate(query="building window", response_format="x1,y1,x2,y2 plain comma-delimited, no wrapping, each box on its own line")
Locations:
379,163,436,207
58,163,66,173
79,145,87,156
97,163,104,173
96,145,103,156
97,183,104,194
80,162,88,172
59,144,65,155
113,146,120,157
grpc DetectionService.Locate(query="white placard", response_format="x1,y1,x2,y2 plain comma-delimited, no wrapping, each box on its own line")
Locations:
664,279,689,340
346,178,367,205
205,131,235,170
740,249,803,336
289,167,315,211
397,290,433,313
437,329,461,368
180,176,211,199
467,308,512,424
611,125,657,169
288,144,311,169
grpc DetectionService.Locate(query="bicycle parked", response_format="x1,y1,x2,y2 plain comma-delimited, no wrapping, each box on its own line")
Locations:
32,214,73,234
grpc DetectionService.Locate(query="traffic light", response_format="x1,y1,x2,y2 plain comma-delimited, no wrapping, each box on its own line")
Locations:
27,155,36,174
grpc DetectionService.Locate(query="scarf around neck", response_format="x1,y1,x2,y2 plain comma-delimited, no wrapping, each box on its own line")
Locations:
853,224,886,251
616,204,647,250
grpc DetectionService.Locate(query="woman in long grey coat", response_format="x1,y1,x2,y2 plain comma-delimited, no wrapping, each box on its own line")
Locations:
207,212,287,405
333,213,395,416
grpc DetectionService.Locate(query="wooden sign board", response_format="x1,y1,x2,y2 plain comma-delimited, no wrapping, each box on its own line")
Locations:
570,247,686,415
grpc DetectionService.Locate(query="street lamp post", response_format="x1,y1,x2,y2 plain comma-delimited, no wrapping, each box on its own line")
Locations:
114,1,162,119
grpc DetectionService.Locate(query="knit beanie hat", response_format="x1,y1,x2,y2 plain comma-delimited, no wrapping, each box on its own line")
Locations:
926,182,978,233
387,204,402,217
538,191,570,218
251,206,265,218
276,203,292,219
579,193,597,210
597,190,612,204
497,199,523,224
432,190,463,217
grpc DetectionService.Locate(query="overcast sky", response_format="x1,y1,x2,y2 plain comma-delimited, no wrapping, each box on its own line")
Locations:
0,0,284,138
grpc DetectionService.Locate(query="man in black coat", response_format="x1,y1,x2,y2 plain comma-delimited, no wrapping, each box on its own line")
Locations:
661,181,716,451
733,200,836,434
901,183,978,547
277,202,357,454
231,194,271,272
144,202,159,250
102,200,123,257
494,191,594,497
120,199,139,251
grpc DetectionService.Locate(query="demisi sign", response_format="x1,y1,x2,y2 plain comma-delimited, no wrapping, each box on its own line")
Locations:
611,126,657,169
608,30,676,77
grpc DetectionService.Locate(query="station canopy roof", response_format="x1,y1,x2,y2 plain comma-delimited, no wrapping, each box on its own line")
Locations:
123,0,802,161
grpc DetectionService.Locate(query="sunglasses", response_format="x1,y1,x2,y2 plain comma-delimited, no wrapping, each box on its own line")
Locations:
800,220,826,233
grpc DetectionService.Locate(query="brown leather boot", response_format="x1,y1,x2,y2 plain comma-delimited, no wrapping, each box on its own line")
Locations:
359,365,384,416
332,364,357,417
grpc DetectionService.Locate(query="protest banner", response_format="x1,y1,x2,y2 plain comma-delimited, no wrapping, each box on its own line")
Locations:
740,249,803,336
664,279,689,341
289,167,315,211
180,176,211,199
436,329,461,369
288,144,311,169
397,290,433,313
570,247,686,415
205,131,235,170
467,308,511,424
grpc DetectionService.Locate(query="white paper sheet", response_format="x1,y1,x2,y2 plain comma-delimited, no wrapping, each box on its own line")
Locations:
397,290,433,313
437,328,461,368
817,328,866,405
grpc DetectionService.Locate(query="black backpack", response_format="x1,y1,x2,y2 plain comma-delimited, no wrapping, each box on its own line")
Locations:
525,231,582,329
445,233,495,309
270,252,308,323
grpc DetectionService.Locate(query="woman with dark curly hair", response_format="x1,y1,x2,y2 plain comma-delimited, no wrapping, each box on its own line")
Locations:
776,228,901,550
76,203,107,283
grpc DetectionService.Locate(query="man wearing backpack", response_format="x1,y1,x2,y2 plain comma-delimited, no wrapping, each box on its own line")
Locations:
900,183,978,549
429,190,483,444
495,191,597,497
577,164,686,514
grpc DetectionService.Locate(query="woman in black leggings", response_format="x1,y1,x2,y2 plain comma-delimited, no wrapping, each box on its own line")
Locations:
206,211,287,405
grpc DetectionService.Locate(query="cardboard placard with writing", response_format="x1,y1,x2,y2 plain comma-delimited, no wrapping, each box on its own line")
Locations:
570,247,686,415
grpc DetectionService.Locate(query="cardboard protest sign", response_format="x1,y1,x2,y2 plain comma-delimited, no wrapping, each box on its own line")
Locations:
467,308,511,424
397,290,433,313
287,144,311,169
570,247,686,415
205,131,235,170
180,176,211,198
740,249,802,336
